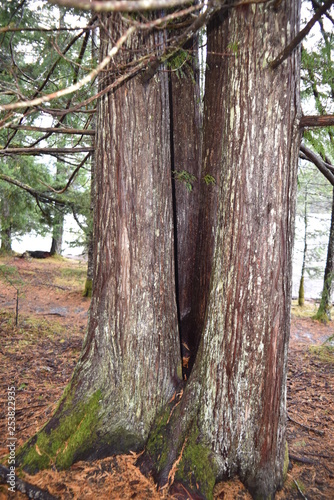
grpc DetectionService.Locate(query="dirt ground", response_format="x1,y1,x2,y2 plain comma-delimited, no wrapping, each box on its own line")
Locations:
0,255,333,499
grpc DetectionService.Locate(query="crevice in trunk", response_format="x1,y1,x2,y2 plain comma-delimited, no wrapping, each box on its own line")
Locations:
168,72,183,369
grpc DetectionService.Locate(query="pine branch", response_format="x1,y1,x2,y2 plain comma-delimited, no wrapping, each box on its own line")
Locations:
0,26,136,113
0,174,65,205
270,0,334,69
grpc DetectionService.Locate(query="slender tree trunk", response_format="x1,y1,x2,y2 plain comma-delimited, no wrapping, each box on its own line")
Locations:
0,198,12,253
18,13,181,471
314,186,334,321
141,3,301,499
84,26,97,298
83,160,94,297
50,207,64,256
298,189,308,306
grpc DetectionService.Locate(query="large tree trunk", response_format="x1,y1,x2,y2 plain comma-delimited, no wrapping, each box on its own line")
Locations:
141,2,301,498
18,13,181,472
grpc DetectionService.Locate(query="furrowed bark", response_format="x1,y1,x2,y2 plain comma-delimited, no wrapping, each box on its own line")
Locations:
141,2,301,498
17,13,181,472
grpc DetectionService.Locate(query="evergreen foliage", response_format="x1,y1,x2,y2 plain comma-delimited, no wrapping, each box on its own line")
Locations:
0,0,94,253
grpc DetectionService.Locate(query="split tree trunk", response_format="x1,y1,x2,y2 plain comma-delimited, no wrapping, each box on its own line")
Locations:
142,2,301,499
17,13,181,471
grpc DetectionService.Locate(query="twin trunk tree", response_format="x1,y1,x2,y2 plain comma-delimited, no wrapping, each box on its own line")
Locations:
18,1,301,499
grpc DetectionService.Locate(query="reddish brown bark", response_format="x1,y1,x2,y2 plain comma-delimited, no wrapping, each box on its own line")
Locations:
17,13,182,471
142,2,301,498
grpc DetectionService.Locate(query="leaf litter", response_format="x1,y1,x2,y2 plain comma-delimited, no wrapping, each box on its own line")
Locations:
0,255,333,499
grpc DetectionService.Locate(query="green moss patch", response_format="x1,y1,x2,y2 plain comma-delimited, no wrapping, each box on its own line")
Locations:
83,278,93,297
175,423,217,500
18,390,102,472
145,407,171,473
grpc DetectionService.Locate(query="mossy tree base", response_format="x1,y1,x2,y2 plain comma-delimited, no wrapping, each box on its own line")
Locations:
138,381,287,500
312,308,331,323
17,382,145,474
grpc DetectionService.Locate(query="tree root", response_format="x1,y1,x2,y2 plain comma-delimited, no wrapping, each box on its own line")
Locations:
0,463,56,499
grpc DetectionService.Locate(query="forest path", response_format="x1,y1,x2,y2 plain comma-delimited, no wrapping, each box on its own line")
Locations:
0,256,333,499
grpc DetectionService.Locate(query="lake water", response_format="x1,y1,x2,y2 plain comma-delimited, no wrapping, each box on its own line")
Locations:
12,213,332,301
12,215,85,259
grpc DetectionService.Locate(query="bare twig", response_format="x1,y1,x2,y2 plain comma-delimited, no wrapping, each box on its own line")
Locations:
39,153,91,194
292,478,309,500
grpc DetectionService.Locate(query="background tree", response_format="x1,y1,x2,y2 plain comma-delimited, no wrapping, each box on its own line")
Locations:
0,0,94,257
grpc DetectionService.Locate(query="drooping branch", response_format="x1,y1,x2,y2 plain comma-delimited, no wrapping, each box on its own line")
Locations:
300,115,334,128
0,5,205,122
0,147,94,155
270,0,334,69
300,143,334,186
0,174,66,205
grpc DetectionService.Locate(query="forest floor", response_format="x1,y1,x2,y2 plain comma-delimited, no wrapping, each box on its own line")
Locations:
0,255,333,500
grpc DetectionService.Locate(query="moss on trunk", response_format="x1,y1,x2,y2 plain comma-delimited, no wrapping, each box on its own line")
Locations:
298,276,305,307
83,278,93,297
17,389,102,472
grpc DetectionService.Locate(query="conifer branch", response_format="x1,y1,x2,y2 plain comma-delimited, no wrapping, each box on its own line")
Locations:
270,0,334,69
0,26,136,112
